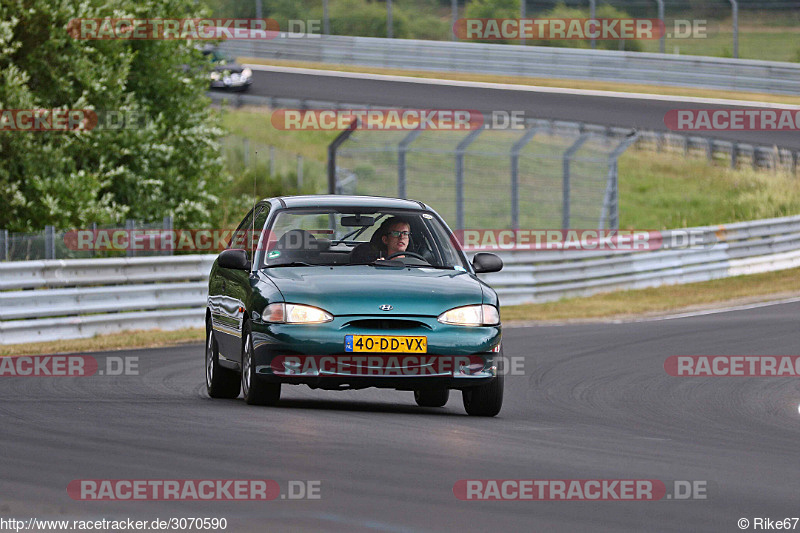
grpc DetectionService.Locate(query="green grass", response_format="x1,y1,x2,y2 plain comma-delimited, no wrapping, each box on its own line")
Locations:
639,29,800,62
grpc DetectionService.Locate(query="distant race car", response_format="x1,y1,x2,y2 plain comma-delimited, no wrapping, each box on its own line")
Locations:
205,195,505,416
201,45,252,91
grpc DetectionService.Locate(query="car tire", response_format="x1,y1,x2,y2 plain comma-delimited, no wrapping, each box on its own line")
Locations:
462,372,503,417
414,389,450,407
205,320,241,399
241,321,280,406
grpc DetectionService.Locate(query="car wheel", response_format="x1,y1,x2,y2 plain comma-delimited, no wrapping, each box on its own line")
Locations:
241,321,280,406
462,372,503,417
205,320,240,399
414,389,450,407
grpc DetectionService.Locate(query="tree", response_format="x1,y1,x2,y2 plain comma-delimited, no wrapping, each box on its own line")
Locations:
0,0,227,232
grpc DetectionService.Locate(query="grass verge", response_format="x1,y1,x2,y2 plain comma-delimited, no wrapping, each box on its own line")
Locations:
239,57,800,106
0,328,204,357
502,266,800,322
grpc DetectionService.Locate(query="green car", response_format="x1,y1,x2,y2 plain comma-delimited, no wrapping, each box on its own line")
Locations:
205,195,505,416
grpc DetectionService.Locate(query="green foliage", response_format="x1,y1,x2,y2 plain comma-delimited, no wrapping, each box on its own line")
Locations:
0,0,228,232
530,2,643,52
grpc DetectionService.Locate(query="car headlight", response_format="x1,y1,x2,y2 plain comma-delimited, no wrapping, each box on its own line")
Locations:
209,71,220,81
263,303,333,324
242,67,252,79
437,304,500,326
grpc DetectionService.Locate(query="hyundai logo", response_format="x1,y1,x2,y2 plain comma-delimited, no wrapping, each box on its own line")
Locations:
379,304,393,311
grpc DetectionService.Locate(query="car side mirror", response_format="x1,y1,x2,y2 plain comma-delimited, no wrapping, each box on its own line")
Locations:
218,249,250,271
472,252,503,273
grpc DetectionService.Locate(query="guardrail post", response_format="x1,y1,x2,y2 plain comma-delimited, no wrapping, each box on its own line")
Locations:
327,119,360,194
510,127,541,230
398,129,423,198
0,229,7,262
562,134,590,229
455,128,484,231
44,225,55,260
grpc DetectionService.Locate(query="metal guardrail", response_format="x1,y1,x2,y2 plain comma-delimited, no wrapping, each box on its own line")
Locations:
219,35,800,95
0,256,215,345
2,215,800,344
480,215,800,305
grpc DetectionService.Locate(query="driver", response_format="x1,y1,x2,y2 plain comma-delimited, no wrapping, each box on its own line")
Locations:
381,218,411,259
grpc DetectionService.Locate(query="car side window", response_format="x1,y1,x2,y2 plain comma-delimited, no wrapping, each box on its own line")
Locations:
229,207,256,251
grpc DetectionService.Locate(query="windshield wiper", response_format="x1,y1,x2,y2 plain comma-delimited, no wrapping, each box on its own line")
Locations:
263,261,315,268
403,264,456,269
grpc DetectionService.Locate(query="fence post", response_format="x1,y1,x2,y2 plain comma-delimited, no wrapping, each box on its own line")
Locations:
520,0,526,47
601,132,638,230
731,143,738,169
655,0,665,53
44,225,56,259
451,0,457,41
387,0,393,39
327,119,360,194
243,138,250,167
162,215,173,256
126,219,135,257
706,138,713,161
589,0,596,49
455,128,484,231
91,222,97,258
269,146,275,176
510,127,541,230
398,129,423,198
729,0,739,59
297,155,303,190
0,229,7,262
562,134,590,229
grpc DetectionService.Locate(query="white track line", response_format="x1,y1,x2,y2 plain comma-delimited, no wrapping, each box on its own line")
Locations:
245,64,799,108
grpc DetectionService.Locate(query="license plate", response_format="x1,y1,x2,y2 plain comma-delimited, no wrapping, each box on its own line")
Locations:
344,335,427,353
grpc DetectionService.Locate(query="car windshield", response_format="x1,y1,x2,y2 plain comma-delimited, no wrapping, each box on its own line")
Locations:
259,208,469,270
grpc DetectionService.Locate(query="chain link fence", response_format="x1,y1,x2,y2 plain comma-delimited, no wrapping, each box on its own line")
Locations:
333,121,638,230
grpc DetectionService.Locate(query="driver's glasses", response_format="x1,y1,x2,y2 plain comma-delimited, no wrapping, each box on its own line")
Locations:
387,230,411,238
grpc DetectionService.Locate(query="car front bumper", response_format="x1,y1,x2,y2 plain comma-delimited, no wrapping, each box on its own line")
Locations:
249,316,501,390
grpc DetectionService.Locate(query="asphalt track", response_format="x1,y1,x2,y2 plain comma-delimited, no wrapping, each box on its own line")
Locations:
245,69,800,150
3,302,799,532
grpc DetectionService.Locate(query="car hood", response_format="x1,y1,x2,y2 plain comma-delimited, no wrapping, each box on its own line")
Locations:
261,265,484,317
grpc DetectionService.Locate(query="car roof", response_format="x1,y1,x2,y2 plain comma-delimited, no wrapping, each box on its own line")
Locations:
270,195,428,210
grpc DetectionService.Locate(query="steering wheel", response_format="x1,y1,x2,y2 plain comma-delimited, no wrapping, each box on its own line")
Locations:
386,251,427,261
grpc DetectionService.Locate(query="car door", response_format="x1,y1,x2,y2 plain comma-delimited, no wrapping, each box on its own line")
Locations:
210,205,261,364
